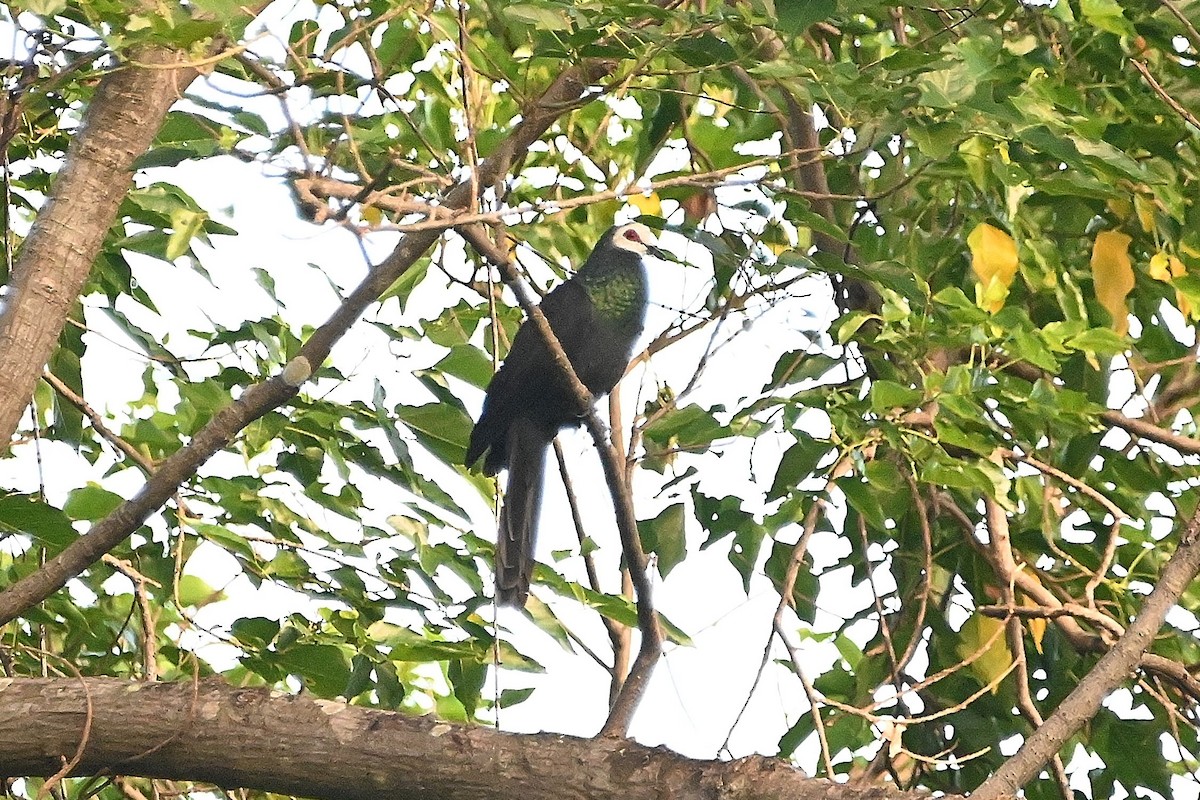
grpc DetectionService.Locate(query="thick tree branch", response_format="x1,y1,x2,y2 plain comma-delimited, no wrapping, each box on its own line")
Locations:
0,61,615,627
455,223,662,735
0,677,964,800
0,48,199,450
974,506,1200,798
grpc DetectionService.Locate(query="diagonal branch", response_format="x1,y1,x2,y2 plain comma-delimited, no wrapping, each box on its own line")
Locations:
0,47,199,450
0,2,276,452
974,507,1200,798
0,60,616,628
455,223,662,736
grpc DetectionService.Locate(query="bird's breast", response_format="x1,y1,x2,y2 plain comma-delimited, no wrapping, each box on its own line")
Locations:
583,272,647,330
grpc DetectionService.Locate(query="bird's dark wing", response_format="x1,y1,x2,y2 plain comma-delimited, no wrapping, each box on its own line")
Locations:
466,280,601,473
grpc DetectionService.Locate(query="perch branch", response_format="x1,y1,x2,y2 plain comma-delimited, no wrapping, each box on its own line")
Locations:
0,677,956,800
0,60,617,627
455,222,662,736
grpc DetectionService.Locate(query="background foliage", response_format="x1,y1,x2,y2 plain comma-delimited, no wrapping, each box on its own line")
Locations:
3,0,1200,797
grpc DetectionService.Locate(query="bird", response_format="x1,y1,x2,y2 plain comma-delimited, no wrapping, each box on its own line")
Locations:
466,222,665,606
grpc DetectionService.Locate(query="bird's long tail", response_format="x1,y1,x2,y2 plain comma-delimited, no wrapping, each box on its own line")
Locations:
496,417,550,606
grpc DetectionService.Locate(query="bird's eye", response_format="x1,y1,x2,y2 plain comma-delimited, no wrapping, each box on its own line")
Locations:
624,229,641,242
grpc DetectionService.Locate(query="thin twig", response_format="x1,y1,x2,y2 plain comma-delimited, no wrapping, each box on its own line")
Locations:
1161,0,1200,50
894,468,932,674
718,494,827,754
552,439,625,684
102,556,160,681
773,620,834,778
606,386,634,705
1131,58,1200,130
31,647,94,799
999,447,1126,606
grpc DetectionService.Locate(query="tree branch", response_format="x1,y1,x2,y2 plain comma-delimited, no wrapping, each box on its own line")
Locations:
1100,408,1200,457
0,677,963,800
0,60,616,627
975,506,1200,798
454,223,662,735
0,48,197,450
0,0,277,452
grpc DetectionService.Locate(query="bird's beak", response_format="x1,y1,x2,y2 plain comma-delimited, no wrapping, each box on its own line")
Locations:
642,232,669,261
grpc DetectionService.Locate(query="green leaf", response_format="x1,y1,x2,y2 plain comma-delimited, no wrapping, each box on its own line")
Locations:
276,644,351,698
435,345,495,390
775,0,836,35
673,33,737,67
838,477,887,531
177,575,225,607
504,4,570,30
448,658,488,720
1079,0,1134,35
395,403,472,464
231,617,281,649
0,494,76,553
63,485,125,521
638,503,686,577
869,380,923,413
499,687,535,708
523,595,575,652
369,622,481,662
380,261,430,312
642,405,727,452
777,712,815,758
769,433,830,500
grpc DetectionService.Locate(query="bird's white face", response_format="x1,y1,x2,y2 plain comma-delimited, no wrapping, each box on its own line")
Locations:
610,222,662,255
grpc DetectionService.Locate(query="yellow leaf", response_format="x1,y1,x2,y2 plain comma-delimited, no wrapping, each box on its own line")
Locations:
957,613,1012,694
968,223,1019,313
628,192,661,217
1150,252,1193,319
1091,230,1134,336
1172,256,1193,319
1105,197,1132,220
1149,251,1172,281
361,205,383,227
1134,195,1156,233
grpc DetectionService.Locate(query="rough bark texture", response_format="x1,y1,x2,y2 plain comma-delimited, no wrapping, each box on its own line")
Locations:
0,48,199,450
0,677,967,800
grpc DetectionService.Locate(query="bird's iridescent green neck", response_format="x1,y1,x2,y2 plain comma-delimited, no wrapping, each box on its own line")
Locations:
577,255,647,325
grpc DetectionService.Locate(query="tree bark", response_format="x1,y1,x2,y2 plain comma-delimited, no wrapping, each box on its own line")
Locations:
0,48,200,450
0,677,970,800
